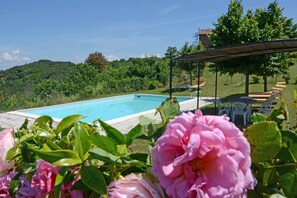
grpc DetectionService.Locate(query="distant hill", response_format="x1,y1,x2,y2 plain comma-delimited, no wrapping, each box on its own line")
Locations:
0,60,76,96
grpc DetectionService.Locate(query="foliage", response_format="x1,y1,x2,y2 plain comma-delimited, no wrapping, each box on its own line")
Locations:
0,60,75,97
85,52,109,71
0,57,172,112
245,101,297,197
251,75,260,84
176,42,205,85
210,0,297,93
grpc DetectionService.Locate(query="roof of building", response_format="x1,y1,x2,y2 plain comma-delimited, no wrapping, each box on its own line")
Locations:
198,29,212,35
177,38,297,63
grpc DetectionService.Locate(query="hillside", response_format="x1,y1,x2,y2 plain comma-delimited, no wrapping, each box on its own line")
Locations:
0,60,76,96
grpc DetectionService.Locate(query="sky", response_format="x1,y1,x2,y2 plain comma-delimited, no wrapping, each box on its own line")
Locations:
0,0,296,70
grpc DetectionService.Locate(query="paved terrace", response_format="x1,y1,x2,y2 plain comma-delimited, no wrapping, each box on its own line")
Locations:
0,97,215,134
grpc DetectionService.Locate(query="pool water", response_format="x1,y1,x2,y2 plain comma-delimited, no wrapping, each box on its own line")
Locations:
19,94,191,123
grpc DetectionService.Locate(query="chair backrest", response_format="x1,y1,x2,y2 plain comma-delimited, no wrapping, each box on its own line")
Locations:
232,102,248,113
216,101,231,115
258,101,273,115
260,101,273,110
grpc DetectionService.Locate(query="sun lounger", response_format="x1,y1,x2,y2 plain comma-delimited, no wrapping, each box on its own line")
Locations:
276,81,286,85
248,91,278,102
173,82,191,91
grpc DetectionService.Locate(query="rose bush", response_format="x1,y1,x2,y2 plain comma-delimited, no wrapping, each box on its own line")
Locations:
1,98,295,197
152,110,255,197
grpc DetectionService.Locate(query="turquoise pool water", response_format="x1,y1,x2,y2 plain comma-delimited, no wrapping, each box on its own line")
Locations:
19,94,191,123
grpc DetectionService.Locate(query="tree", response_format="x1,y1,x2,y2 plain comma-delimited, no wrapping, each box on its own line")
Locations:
85,52,108,71
177,42,206,85
210,0,297,94
253,1,297,91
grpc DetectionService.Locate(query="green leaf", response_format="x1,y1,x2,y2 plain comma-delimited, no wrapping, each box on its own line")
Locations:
129,153,149,163
244,121,282,163
6,146,21,161
262,168,277,186
28,145,82,166
34,115,53,130
45,140,62,150
21,145,36,163
80,166,107,195
117,144,128,155
20,119,29,130
281,130,297,162
74,122,90,160
125,124,142,146
55,114,85,135
89,148,121,164
156,97,180,124
251,113,266,123
139,116,163,137
54,166,68,198
279,170,297,197
9,172,22,197
17,133,35,145
98,119,125,145
71,179,90,191
36,130,55,139
89,133,118,155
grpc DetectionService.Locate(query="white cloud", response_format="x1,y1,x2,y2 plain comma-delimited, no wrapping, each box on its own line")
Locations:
23,57,30,61
140,53,148,58
12,48,20,54
1,52,17,61
73,56,84,63
0,48,31,67
139,53,162,58
105,54,119,62
155,54,161,58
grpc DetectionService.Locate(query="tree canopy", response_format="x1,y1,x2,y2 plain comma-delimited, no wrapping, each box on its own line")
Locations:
85,52,109,71
210,0,297,93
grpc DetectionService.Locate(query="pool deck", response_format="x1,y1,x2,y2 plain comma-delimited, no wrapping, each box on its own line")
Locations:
0,97,215,134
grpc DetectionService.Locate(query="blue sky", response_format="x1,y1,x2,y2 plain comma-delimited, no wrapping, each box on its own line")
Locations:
0,0,296,70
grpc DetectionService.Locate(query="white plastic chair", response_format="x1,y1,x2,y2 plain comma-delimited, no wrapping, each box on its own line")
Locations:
217,101,231,116
231,102,250,126
258,101,273,115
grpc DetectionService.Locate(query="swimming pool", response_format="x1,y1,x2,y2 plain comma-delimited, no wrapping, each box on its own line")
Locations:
18,94,192,123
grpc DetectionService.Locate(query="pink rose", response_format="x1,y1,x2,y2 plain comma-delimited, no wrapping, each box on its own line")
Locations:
0,128,16,172
31,159,60,198
0,172,17,197
108,173,165,198
151,110,255,198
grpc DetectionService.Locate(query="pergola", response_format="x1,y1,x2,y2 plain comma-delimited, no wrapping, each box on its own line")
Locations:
173,38,297,110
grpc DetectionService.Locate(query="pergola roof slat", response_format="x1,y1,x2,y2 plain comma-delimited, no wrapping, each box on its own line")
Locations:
177,38,297,63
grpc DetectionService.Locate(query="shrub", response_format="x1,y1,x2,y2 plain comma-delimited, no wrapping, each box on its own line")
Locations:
148,81,159,90
251,75,260,84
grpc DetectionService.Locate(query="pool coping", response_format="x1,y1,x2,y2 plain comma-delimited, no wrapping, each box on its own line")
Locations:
13,94,195,124
0,95,216,134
